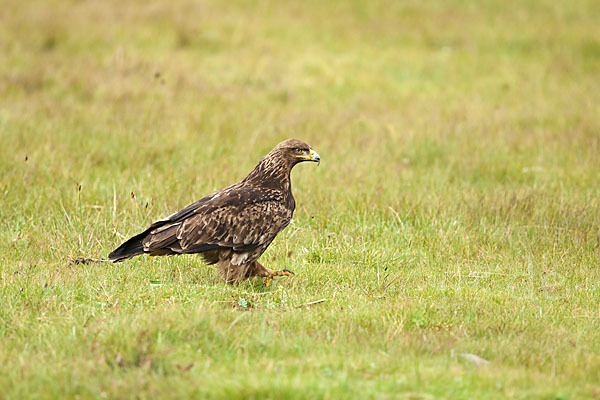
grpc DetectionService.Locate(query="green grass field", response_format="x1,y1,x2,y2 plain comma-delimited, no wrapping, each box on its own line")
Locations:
2,0,600,398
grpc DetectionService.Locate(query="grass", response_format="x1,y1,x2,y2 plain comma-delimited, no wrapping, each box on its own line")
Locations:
1,0,600,398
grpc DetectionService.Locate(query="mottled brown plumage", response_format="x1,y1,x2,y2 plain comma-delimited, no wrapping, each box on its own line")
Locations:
108,139,320,284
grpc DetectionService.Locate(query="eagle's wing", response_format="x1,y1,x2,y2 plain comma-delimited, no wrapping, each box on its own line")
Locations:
141,186,292,256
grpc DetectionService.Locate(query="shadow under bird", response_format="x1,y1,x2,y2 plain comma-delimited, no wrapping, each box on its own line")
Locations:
108,139,320,286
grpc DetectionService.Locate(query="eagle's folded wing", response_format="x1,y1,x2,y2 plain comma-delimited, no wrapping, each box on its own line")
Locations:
141,188,290,255
177,201,290,253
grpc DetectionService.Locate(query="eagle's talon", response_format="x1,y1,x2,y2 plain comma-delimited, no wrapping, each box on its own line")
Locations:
262,269,294,287
263,276,271,288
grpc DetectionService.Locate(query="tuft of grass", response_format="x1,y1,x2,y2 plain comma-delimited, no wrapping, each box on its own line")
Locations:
1,0,600,398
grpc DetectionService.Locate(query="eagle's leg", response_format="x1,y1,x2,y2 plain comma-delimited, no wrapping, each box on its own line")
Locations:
249,261,294,287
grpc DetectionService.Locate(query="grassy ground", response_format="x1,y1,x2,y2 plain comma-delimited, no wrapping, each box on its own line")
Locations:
1,0,600,398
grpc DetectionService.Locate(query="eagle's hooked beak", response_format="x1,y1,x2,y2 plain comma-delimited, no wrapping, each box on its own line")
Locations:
297,149,320,165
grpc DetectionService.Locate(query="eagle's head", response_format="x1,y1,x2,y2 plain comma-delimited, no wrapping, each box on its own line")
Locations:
244,139,320,187
273,138,320,167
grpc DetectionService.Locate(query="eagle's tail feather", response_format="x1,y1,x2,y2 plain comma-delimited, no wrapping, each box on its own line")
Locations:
108,231,147,262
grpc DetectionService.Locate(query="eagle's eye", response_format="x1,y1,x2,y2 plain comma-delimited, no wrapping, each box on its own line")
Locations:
294,148,303,154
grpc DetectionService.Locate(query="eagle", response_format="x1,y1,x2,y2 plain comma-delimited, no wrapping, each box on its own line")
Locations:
108,139,320,286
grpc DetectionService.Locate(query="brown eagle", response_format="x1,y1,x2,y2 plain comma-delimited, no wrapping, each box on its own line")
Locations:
108,139,320,286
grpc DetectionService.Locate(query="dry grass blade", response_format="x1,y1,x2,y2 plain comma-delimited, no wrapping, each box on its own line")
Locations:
295,298,328,308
